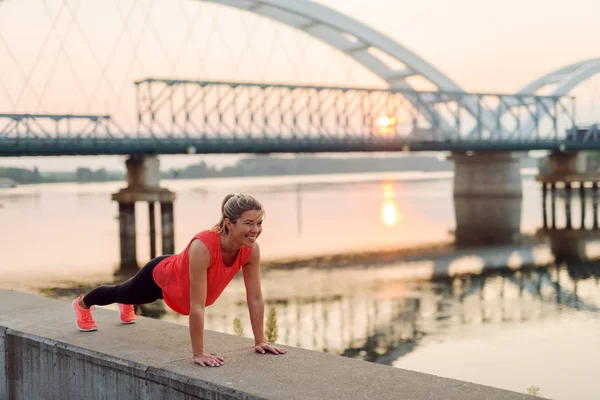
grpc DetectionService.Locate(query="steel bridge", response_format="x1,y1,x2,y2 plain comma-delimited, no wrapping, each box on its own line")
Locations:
0,0,598,157
0,79,591,157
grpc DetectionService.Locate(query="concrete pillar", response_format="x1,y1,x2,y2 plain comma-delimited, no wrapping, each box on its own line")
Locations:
161,202,175,255
545,152,587,178
450,152,522,197
580,183,586,229
126,155,160,189
118,202,137,269
542,183,548,229
112,155,176,269
149,201,156,259
551,183,557,229
593,183,598,229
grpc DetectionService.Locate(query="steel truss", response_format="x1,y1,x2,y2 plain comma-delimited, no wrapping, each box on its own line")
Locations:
135,78,575,143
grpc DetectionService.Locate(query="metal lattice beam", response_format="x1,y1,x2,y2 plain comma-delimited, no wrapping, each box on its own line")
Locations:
133,79,574,142
0,113,124,140
0,80,581,156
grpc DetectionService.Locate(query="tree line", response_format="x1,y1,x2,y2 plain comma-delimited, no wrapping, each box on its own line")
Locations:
1,154,539,185
0,167,124,184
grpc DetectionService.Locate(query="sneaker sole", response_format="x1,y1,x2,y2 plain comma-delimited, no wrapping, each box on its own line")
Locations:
72,300,97,332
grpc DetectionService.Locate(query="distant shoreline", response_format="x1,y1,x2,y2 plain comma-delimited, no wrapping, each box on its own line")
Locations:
0,154,538,186
0,168,541,192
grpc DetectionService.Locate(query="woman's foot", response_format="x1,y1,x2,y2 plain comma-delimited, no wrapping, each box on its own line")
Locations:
118,304,136,324
72,294,97,332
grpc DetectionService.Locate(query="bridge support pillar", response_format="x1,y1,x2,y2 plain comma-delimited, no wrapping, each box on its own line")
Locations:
450,152,522,197
118,203,137,270
112,155,176,270
540,152,588,180
537,151,600,232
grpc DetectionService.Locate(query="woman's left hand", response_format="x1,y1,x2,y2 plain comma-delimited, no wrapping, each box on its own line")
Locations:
254,341,286,355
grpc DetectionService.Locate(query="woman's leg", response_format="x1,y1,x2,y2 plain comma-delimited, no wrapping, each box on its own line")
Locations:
82,255,171,307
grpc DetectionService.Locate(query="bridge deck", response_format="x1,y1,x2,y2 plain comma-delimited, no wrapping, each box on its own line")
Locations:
0,81,587,156
2,137,599,157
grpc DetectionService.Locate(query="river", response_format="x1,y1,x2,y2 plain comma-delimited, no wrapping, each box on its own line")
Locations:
1,170,599,399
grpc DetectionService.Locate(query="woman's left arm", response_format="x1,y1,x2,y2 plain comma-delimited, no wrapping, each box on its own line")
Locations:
242,243,286,355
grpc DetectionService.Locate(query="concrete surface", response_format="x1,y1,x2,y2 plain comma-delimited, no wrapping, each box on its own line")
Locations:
0,289,540,400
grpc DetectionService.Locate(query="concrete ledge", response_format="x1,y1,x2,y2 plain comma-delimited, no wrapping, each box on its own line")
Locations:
0,290,536,399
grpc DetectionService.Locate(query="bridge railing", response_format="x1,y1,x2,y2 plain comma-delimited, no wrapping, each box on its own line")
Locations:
134,78,576,143
0,80,585,156
0,113,127,140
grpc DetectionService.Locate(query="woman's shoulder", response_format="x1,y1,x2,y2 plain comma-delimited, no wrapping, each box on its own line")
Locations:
194,229,218,240
191,230,219,250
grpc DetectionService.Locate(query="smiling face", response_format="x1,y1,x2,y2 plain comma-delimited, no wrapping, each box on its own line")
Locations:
225,209,264,247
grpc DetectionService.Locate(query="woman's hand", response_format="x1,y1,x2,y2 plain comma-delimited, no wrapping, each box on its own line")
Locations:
254,341,287,355
194,353,224,367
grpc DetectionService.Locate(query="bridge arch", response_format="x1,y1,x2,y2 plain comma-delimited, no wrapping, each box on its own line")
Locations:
200,0,502,132
201,0,464,92
516,58,600,96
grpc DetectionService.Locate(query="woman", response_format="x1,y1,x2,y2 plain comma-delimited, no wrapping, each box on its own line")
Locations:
72,193,286,367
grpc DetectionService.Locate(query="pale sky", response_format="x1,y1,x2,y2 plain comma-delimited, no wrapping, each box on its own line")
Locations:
0,0,598,171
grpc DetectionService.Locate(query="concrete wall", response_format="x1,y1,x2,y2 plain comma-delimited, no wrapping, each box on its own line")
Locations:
0,290,536,400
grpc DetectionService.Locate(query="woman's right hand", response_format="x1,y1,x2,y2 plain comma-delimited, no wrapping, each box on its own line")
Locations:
194,353,224,367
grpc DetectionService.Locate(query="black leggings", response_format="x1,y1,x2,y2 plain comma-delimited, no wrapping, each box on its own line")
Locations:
83,255,171,307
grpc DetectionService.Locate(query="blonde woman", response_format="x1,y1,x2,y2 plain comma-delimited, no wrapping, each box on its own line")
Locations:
73,194,286,367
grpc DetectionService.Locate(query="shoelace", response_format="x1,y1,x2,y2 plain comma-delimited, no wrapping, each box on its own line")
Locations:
122,305,135,317
81,306,96,324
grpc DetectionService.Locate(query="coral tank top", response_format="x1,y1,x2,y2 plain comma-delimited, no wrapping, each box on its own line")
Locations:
152,230,252,315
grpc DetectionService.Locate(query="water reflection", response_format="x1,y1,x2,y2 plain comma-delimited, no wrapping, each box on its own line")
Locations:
35,189,600,368
453,196,522,248
38,255,600,365
8,176,600,399
35,185,600,351
198,263,600,368
380,182,400,227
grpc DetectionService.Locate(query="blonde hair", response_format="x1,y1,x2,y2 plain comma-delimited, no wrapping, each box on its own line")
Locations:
211,194,263,235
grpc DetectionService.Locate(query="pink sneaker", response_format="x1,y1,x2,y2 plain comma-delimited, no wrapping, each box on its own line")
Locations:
72,294,97,332
118,304,136,324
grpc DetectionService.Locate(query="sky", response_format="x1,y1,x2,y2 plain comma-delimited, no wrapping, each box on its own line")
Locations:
0,0,598,172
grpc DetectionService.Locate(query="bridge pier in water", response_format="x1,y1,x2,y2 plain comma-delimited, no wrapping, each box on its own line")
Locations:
450,152,522,197
537,151,600,231
536,151,600,264
453,197,522,248
450,152,523,247
111,155,176,270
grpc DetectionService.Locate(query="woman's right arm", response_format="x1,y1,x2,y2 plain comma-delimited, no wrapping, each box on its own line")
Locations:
188,239,223,367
